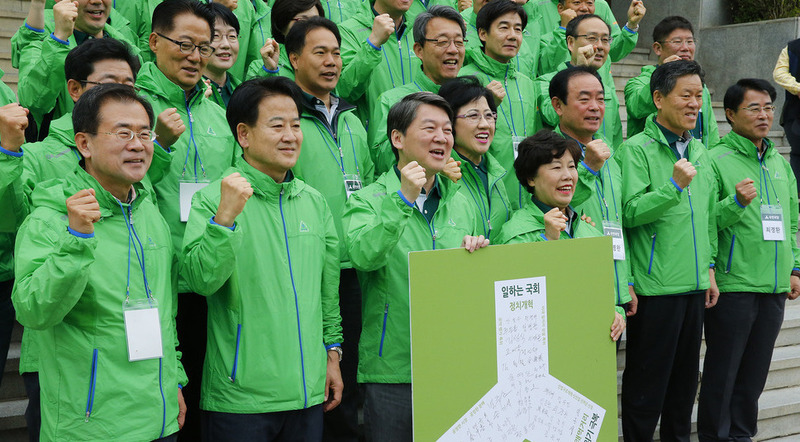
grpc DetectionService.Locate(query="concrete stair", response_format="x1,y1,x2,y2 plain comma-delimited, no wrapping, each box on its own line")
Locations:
0,0,25,93
0,322,26,442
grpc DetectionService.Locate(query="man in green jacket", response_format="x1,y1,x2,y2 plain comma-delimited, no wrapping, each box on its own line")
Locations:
618,60,719,442
15,0,139,138
343,92,488,440
460,0,541,209
338,0,421,123
369,5,466,174
287,17,375,441
182,76,343,441
549,66,634,316
12,83,186,442
624,16,719,148
137,1,238,438
536,14,623,148
699,79,800,442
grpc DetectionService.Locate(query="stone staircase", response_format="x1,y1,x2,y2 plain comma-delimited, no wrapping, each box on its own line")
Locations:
0,0,23,94
611,48,800,442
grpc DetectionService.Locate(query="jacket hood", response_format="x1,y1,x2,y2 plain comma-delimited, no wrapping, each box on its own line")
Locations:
45,113,77,147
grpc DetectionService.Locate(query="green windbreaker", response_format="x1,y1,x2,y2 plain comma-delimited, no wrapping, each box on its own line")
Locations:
461,50,542,209
461,7,540,79
295,93,375,268
0,72,17,283
537,61,623,148
181,157,342,413
135,62,238,293
624,65,720,148
322,0,364,24
343,169,480,383
13,167,185,441
452,150,511,243
617,115,717,296
338,1,420,122
709,131,800,293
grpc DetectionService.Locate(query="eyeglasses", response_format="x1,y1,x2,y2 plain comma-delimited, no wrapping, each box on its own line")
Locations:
575,34,612,45
212,32,239,43
98,129,157,143
423,38,467,49
157,33,215,57
740,105,775,115
456,111,497,123
659,38,697,47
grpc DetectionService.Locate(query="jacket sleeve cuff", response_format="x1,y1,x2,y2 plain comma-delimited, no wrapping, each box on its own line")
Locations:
49,33,70,46
366,38,381,51
25,22,44,33
539,233,548,241
67,226,94,238
325,343,342,350
580,161,600,176
734,194,746,208
209,216,236,231
0,146,23,157
623,25,638,34
154,139,170,153
261,65,279,74
669,177,684,192
396,190,414,208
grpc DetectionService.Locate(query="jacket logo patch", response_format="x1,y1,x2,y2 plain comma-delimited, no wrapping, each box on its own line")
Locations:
299,221,310,233
448,219,456,227
148,237,156,247
207,126,216,136
775,170,781,179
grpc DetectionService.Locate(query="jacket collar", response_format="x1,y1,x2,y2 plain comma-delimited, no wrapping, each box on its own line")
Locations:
136,62,205,107
453,149,506,181
723,130,775,160
385,164,459,201
235,156,302,199
467,48,517,79
412,68,441,92
63,167,150,218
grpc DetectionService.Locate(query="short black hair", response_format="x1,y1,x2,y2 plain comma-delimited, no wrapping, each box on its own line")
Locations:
64,38,140,83
271,0,325,44
723,78,777,124
549,66,603,103
412,5,466,45
650,59,705,97
475,0,527,49
151,0,215,37
226,76,303,147
285,16,341,57
387,91,454,160
73,83,154,136
438,76,496,131
514,129,581,195
208,1,239,34
565,13,609,40
652,16,694,43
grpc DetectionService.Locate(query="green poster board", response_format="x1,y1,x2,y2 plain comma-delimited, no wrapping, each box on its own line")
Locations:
409,237,618,441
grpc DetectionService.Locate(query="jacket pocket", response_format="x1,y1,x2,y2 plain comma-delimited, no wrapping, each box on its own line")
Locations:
379,303,388,357
726,235,736,273
229,324,242,383
647,233,657,275
84,349,98,422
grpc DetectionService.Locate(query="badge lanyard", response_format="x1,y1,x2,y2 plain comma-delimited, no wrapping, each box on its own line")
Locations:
313,119,362,197
182,105,207,182
117,200,151,301
461,166,490,237
759,157,785,241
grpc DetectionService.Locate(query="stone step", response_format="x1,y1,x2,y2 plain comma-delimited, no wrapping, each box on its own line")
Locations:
0,398,26,432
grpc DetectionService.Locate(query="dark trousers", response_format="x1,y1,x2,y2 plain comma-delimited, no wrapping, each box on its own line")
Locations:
202,405,323,442
176,292,208,442
786,119,800,196
323,268,363,442
363,383,411,442
0,279,14,389
23,372,40,442
697,292,786,442
621,292,705,442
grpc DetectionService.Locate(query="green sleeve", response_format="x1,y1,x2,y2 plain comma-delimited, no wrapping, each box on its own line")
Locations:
321,204,343,346
535,75,559,127
147,143,175,185
503,230,547,244
11,23,47,69
620,146,683,227
344,189,414,272
17,36,71,124
180,189,243,296
0,152,26,233
707,166,718,266
624,68,656,119
536,28,568,76
368,94,396,174
245,58,280,80
605,15,637,62
703,88,720,148
572,162,598,207
169,253,189,387
12,216,97,330
338,32,384,104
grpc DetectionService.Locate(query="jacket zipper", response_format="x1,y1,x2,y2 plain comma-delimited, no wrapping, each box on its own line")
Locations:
726,234,735,273
761,161,779,293
647,233,656,274
687,186,700,290
229,323,242,382
379,303,389,357
84,349,98,422
279,189,308,408
158,358,166,437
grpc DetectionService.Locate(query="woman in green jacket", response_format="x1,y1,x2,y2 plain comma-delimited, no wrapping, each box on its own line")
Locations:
497,130,626,340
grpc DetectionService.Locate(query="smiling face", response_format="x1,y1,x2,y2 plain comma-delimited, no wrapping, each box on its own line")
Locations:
393,103,454,174
237,94,303,183
150,13,212,92
454,96,495,163
727,89,774,146
554,73,605,141
654,74,703,135
654,28,696,63
75,0,112,37
374,0,413,15
413,17,465,85
77,99,154,195
480,11,523,64
567,17,609,69
290,27,342,97
528,151,578,210
557,0,595,15
207,17,240,75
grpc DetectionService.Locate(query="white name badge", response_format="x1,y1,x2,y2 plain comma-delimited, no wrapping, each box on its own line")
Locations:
761,204,785,241
602,220,626,261
123,298,163,361
343,174,362,199
179,180,210,222
512,136,525,160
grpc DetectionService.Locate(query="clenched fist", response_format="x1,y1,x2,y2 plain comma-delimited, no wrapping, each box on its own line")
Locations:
560,8,577,28
543,207,568,241
486,80,506,106
399,160,427,203
627,0,646,28
369,14,395,48
154,108,185,149
734,178,757,207
260,39,281,72
575,44,598,67
67,188,101,235
53,0,78,42
672,158,696,190
0,103,29,151
583,139,610,173
215,173,253,227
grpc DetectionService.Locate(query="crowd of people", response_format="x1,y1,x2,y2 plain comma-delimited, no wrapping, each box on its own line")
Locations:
0,0,797,441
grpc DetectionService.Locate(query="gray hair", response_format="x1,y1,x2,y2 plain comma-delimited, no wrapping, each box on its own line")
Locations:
412,5,466,45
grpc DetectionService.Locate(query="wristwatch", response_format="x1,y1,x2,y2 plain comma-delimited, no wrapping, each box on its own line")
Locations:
328,346,343,361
